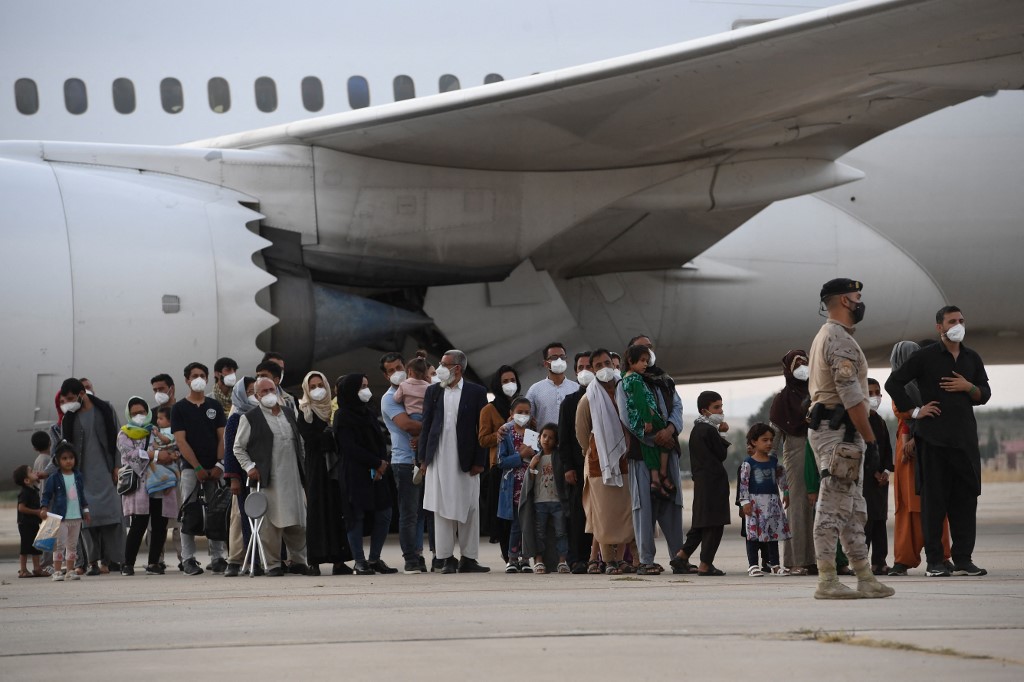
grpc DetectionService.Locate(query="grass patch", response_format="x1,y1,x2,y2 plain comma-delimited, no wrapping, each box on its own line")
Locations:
611,576,649,582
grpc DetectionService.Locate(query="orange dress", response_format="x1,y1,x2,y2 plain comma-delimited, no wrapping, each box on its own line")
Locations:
892,404,950,567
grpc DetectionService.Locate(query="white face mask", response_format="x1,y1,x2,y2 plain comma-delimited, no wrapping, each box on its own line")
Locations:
549,358,567,375
501,382,518,397
430,375,442,384
309,387,328,401
596,367,617,383
278,370,285,385
705,412,724,426
513,413,531,427
85,390,94,396
576,370,595,387
389,371,407,386
153,391,170,406
792,365,810,382
358,387,373,403
130,414,147,426
160,426,172,436
247,395,260,406
222,373,237,387
646,349,656,367
260,393,278,408
945,323,966,343
190,377,207,393
868,396,881,410
612,368,622,380
435,365,451,385
60,401,82,414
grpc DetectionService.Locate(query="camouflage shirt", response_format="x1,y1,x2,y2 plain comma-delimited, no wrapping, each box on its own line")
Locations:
808,318,868,410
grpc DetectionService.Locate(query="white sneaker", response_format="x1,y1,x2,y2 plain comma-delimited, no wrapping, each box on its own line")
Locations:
52,571,64,582
505,561,519,574
67,571,81,580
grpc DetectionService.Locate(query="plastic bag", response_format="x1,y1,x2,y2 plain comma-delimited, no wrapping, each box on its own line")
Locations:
33,512,63,552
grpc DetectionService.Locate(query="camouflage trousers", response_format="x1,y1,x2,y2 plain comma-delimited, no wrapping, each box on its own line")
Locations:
808,426,869,566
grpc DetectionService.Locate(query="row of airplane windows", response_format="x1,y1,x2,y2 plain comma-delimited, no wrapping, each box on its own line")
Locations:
11,74,506,116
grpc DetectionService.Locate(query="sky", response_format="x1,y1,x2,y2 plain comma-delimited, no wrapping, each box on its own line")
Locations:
676,365,1024,424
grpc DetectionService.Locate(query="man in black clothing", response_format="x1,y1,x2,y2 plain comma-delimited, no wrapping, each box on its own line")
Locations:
557,351,593,573
885,306,990,577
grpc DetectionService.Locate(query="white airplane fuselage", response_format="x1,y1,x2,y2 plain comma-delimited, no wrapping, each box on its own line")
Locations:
1,0,1022,472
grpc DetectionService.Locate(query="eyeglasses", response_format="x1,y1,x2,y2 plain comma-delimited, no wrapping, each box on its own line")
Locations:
546,354,566,361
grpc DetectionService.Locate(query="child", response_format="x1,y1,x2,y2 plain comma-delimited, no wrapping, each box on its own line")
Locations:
152,405,183,571
497,398,535,573
393,357,430,421
527,423,569,574
865,378,894,575
621,344,673,498
14,465,44,577
30,431,51,485
40,442,91,582
739,423,791,576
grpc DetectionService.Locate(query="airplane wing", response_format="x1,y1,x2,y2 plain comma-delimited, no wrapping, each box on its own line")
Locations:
189,0,1024,275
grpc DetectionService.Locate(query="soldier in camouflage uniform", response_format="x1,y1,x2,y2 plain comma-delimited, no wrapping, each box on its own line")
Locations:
806,278,894,600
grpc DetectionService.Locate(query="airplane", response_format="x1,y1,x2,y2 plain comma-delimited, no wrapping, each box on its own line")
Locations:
2,0,1023,473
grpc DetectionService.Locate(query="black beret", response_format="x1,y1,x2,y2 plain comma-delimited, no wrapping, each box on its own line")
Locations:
819,278,862,300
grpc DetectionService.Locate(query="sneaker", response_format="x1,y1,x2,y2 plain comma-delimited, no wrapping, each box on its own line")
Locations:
505,561,519,574
223,563,240,577
265,566,286,577
182,558,204,576
417,556,428,573
66,571,80,581
457,558,490,573
431,557,445,573
107,561,121,572
887,563,909,576
209,558,228,574
368,559,397,575
85,564,101,577
440,557,459,574
404,560,421,575
121,566,135,576
943,560,957,574
145,564,165,575
925,562,951,577
288,563,310,576
352,561,374,576
52,571,64,582
518,559,533,574
951,562,987,577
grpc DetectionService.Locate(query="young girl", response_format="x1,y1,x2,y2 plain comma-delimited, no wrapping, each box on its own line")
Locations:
621,344,673,498
14,465,44,577
40,443,91,582
527,424,569,574
497,398,535,573
739,423,791,576
393,357,430,421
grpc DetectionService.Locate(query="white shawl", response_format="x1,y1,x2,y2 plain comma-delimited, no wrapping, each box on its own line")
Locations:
587,378,627,487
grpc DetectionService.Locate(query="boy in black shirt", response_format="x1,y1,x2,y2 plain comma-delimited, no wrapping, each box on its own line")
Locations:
14,465,44,577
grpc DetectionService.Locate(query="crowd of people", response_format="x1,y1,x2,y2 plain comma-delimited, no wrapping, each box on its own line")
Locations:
12,282,991,600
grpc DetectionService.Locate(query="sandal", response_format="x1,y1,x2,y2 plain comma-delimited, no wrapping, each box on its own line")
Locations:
17,569,32,578
587,560,601,574
697,566,726,576
748,565,764,577
770,565,790,576
636,563,659,575
605,563,622,575
788,566,809,576
651,563,665,574
557,562,571,574
534,562,547,574
619,562,636,574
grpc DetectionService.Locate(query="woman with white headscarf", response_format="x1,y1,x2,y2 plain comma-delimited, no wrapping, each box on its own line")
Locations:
298,371,352,575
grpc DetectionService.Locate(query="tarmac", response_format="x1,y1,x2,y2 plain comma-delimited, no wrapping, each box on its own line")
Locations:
1,482,1022,681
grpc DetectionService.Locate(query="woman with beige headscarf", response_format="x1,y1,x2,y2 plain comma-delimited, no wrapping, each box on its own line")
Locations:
297,371,352,575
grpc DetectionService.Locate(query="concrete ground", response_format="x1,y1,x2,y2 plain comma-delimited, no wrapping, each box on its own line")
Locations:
1,482,1021,680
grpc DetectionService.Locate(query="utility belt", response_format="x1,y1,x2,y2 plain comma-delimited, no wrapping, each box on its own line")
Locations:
808,402,861,483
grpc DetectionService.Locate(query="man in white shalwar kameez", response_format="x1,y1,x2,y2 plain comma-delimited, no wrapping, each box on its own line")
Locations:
234,378,308,576
419,350,491,573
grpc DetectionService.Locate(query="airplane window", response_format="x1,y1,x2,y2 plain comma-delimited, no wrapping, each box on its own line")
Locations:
393,75,415,102
439,74,460,93
255,76,277,113
161,78,184,114
302,76,323,112
484,73,504,84
208,77,231,113
348,76,370,109
14,78,38,115
64,78,87,115
112,78,135,114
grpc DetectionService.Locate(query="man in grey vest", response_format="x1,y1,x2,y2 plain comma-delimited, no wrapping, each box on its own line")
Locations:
233,377,308,576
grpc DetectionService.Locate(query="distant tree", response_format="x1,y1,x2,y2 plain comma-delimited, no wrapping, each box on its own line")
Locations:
748,394,775,428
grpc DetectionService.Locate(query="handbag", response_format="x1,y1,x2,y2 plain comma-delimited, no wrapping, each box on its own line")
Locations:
178,486,206,536
204,483,232,541
146,463,178,494
117,466,139,496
